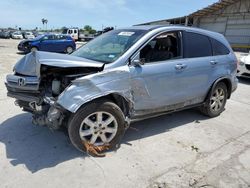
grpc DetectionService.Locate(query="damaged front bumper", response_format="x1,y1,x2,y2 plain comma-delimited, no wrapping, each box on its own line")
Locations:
5,75,68,130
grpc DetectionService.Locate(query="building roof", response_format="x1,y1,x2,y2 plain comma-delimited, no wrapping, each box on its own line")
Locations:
137,0,239,25
190,0,239,17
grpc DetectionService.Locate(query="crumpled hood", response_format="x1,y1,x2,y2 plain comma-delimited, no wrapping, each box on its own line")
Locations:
19,39,38,44
14,51,104,76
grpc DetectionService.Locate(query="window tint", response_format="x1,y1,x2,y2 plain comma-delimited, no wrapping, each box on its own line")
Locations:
74,30,77,34
210,38,230,56
140,31,181,63
184,32,212,58
68,30,72,34
43,35,54,40
55,35,67,40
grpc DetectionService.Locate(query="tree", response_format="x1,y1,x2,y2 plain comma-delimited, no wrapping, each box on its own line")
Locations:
83,25,96,34
41,18,48,30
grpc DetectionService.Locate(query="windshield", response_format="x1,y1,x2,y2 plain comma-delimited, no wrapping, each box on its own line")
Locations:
71,29,147,63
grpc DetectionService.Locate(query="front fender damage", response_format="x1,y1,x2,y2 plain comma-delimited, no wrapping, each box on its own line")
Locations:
56,66,134,118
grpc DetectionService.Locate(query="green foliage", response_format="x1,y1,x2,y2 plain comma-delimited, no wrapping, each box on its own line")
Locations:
83,25,96,34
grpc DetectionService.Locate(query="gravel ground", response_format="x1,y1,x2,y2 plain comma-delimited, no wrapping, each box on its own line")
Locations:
0,38,250,188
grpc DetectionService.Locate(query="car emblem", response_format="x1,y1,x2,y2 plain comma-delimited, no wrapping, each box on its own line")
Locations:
18,78,25,86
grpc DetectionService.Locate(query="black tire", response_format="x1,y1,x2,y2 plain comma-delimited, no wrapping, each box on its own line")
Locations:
200,82,228,117
66,46,73,54
68,99,126,152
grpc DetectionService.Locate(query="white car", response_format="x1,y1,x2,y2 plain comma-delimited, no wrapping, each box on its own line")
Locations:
24,32,35,39
237,54,250,78
11,32,23,39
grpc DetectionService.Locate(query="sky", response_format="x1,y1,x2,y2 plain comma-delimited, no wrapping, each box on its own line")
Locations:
0,0,218,30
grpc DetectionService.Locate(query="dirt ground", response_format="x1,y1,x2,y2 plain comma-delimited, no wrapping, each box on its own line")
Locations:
0,38,250,188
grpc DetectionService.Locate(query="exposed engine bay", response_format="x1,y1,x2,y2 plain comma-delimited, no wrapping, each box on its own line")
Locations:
5,51,104,130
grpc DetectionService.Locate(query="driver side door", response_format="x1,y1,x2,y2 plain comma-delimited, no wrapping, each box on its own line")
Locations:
40,35,56,52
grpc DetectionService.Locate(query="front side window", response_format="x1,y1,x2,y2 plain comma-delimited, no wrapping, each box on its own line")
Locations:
72,29,147,63
139,31,181,63
184,32,212,58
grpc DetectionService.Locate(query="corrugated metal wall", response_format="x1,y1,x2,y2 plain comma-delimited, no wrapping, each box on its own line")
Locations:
194,0,250,47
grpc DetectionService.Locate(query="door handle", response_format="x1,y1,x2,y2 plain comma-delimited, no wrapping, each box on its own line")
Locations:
210,60,218,65
175,64,187,70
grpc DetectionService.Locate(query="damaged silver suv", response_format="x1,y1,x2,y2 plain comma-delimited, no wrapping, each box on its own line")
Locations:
5,26,238,152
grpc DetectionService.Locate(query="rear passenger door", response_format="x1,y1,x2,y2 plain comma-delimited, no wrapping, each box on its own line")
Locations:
182,31,216,102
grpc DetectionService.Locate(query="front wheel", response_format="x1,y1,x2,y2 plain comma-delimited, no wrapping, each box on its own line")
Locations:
68,100,126,152
200,82,228,117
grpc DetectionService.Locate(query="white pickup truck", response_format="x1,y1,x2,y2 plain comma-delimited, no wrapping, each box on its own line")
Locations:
62,28,94,41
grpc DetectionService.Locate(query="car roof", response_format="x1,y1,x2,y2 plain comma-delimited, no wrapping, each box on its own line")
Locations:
120,25,225,44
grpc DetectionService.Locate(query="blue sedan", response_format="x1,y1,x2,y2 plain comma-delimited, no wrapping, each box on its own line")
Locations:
18,34,76,54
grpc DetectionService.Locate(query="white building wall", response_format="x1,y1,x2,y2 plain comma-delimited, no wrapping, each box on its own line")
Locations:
194,0,250,46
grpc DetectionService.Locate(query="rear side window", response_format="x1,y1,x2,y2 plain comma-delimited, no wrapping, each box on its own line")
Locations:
210,38,230,56
184,32,212,58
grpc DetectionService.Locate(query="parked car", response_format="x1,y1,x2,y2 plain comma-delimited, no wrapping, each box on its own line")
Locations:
0,30,11,39
17,34,76,53
24,31,35,39
11,31,23,39
237,53,250,78
5,26,238,153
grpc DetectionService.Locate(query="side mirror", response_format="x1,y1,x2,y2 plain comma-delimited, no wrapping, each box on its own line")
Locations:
130,52,145,67
131,59,142,67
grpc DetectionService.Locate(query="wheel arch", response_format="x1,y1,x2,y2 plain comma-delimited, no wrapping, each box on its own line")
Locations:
76,93,132,118
205,77,232,104
30,45,39,50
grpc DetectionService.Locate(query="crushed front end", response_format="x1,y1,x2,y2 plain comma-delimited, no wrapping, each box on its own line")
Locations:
5,51,104,130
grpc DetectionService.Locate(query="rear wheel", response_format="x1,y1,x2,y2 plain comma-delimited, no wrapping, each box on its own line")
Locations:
200,82,227,117
66,46,73,54
68,99,126,152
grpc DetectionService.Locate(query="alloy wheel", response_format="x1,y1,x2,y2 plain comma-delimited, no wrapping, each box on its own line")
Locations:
210,88,225,112
79,111,118,145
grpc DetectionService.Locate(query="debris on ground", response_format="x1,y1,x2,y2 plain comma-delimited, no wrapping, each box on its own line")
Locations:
82,141,110,157
195,120,201,123
189,178,198,186
191,145,199,152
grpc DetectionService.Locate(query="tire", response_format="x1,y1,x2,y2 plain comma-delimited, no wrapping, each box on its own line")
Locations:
66,46,73,54
200,82,228,117
68,99,126,152
30,47,38,52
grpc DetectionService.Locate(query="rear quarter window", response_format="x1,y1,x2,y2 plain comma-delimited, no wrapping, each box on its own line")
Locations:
210,38,230,56
184,32,212,58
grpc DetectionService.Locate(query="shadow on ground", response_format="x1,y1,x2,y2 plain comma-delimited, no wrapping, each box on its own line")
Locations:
0,109,208,173
238,77,250,85
0,113,81,173
16,52,26,55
